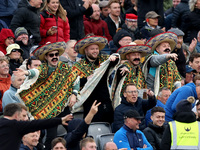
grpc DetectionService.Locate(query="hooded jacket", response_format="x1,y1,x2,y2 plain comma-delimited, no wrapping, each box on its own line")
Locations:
40,10,70,45
0,28,15,54
10,0,41,44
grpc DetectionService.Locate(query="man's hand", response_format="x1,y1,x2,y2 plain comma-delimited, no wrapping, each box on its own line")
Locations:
146,89,154,97
13,68,29,76
61,114,73,126
119,67,130,76
143,144,147,148
89,100,101,115
189,38,197,53
166,53,178,61
68,94,77,107
109,55,118,62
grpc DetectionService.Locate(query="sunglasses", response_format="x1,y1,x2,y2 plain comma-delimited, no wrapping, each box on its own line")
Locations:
48,52,59,57
12,49,21,53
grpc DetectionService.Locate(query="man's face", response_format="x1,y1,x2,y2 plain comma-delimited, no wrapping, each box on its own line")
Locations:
173,0,181,8
65,41,78,59
110,3,120,17
30,0,43,8
91,4,100,20
118,36,132,47
126,52,141,66
5,37,14,46
23,132,40,148
151,112,165,127
148,18,159,27
0,61,9,77
189,57,200,73
158,89,171,104
28,60,41,69
16,34,29,45
123,85,138,104
185,72,194,83
82,142,97,150
85,44,99,60
176,36,183,49
126,118,141,131
12,75,26,89
156,42,171,54
52,142,66,150
8,49,22,60
126,20,137,31
45,50,59,67
19,109,29,121
101,7,110,17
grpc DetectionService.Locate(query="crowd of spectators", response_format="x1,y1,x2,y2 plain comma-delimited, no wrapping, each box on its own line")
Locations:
1,0,200,150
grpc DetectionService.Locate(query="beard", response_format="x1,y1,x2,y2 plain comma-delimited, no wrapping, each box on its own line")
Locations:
127,25,137,32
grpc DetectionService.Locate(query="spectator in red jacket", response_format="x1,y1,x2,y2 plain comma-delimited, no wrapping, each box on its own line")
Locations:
84,4,112,41
0,28,15,55
39,0,70,45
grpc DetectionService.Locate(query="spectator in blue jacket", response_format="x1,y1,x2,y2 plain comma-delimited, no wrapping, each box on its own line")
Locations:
112,83,156,132
165,75,200,121
114,109,153,150
145,87,171,126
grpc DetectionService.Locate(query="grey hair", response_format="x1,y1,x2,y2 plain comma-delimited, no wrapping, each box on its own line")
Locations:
11,74,16,82
189,0,197,11
66,40,77,49
157,87,170,97
197,30,200,37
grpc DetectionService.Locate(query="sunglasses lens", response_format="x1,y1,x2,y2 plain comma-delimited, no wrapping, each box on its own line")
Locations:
12,49,17,52
55,53,59,56
49,53,59,57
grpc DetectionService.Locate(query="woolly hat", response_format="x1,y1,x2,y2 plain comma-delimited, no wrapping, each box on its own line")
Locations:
176,96,195,112
149,28,164,38
14,27,28,38
113,29,132,48
126,14,138,21
168,28,185,36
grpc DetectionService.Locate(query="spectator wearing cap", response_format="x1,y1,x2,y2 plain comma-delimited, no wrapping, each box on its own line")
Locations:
164,75,200,122
114,109,153,150
0,28,15,55
15,27,33,60
140,11,163,40
137,0,164,30
112,29,132,52
6,43,23,75
99,1,110,20
84,4,112,42
105,0,124,38
121,14,142,41
185,65,197,84
168,28,187,77
161,96,200,150
112,83,156,132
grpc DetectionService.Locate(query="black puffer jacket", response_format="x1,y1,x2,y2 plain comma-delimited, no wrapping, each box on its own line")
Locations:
186,8,200,43
60,0,93,40
143,123,165,150
171,0,190,32
10,0,41,44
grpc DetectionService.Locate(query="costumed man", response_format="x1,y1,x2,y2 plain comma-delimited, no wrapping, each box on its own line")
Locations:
143,32,182,96
13,42,79,150
161,96,200,150
117,43,151,91
72,36,128,124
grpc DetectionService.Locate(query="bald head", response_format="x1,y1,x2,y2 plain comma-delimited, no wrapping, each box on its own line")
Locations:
91,4,100,20
103,142,117,150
